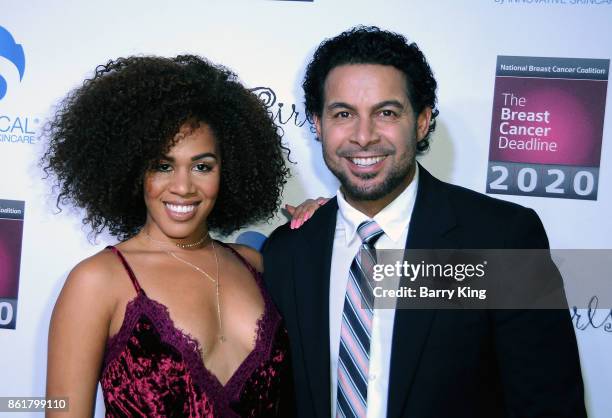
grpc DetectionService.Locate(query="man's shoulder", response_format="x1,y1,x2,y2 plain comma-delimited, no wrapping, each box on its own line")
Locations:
415,163,530,219
420,168,547,248
441,178,530,218
265,197,338,250
265,221,294,250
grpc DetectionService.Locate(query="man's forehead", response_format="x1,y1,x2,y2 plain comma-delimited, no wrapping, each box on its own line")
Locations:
321,65,410,112
323,64,409,102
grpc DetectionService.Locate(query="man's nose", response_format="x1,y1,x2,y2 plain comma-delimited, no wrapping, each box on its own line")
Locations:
353,117,379,147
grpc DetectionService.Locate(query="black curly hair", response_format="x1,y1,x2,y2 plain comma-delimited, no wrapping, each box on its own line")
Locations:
42,55,289,240
302,25,439,153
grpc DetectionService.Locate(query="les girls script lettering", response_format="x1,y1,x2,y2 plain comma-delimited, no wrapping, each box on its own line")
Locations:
250,87,313,136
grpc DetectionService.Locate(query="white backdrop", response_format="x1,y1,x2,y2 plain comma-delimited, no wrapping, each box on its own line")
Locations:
1,0,610,416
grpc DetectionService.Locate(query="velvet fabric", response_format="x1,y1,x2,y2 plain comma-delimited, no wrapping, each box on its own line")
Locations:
100,244,294,417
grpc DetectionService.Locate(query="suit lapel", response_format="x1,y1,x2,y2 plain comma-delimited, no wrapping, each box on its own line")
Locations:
293,198,338,418
387,165,458,418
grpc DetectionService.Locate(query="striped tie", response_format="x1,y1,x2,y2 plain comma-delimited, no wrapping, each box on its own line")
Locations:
337,220,384,418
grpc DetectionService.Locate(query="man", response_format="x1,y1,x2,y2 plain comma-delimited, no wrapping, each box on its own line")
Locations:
263,26,585,418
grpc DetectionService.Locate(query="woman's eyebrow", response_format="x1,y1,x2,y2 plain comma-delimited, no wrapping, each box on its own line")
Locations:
191,152,217,161
159,152,218,162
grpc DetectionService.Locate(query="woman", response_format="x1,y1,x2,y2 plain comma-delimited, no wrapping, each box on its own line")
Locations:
43,55,314,417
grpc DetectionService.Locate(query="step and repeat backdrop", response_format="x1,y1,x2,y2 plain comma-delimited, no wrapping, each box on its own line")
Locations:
1,0,610,416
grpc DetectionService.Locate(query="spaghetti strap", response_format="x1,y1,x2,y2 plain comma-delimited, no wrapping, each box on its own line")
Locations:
216,241,259,276
106,245,144,294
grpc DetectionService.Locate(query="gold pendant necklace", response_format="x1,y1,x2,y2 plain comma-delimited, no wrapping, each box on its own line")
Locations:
143,230,209,249
142,231,226,343
166,241,226,343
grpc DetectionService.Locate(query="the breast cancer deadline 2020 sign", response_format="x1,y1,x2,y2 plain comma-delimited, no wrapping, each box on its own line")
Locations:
486,56,609,200
0,199,25,329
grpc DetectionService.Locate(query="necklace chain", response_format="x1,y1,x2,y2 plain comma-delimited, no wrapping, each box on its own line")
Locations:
143,230,209,249
167,250,217,283
141,231,226,343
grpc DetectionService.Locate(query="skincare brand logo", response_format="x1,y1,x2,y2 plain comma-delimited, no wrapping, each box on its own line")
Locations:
0,115,39,144
0,26,25,101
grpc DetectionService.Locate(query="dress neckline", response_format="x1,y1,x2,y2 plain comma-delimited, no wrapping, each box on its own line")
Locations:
102,243,280,403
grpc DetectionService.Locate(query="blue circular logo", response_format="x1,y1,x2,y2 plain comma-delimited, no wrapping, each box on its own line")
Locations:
0,26,26,100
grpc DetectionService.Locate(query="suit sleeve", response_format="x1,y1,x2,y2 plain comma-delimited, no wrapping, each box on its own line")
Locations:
492,208,586,417
262,225,293,318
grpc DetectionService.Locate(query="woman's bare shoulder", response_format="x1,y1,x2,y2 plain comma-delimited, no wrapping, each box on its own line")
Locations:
226,243,263,273
69,247,121,281
58,247,128,309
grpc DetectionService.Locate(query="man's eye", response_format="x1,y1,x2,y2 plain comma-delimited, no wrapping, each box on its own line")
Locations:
335,111,351,119
380,109,397,117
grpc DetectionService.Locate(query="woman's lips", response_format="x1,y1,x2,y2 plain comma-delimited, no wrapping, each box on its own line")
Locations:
163,202,199,221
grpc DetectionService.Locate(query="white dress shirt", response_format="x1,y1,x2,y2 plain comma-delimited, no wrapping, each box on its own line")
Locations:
330,165,419,418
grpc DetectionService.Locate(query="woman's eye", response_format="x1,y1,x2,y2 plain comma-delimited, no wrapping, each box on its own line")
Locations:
194,163,211,172
155,163,172,172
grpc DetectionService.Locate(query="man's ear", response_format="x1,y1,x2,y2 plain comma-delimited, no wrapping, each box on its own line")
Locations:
313,114,322,140
416,107,432,142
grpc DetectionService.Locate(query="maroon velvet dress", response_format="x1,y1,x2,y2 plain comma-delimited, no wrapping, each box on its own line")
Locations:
100,244,294,417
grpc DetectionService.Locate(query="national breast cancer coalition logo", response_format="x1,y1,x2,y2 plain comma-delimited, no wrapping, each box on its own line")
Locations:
0,25,26,101
0,199,25,329
486,56,609,200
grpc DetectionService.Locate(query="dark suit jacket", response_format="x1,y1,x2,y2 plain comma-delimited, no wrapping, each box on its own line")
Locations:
263,165,586,418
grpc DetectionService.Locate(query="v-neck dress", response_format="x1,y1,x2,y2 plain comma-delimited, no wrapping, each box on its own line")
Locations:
99,244,294,417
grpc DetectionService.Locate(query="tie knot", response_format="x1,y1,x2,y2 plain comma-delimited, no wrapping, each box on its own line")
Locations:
357,220,383,246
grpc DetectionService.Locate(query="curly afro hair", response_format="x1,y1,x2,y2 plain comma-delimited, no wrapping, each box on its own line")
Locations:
302,25,439,153
42,55,289,240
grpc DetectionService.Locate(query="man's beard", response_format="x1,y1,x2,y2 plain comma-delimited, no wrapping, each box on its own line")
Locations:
330,157,414,201
323,128,418,202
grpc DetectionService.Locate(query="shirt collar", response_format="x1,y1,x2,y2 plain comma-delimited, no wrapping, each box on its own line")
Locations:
336,163,419,245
